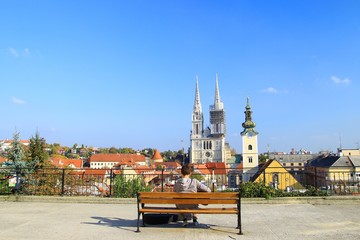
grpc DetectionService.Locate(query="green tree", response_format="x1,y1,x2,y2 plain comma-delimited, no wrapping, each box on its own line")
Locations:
109,147,118,154
99,148,109,154
28,131,49,168
72,143,78,150
119,148,134,154
139,148,154,158
7,131,26,168
259,154,268,163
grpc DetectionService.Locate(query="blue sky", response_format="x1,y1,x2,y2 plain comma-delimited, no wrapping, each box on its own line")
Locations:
1,1,359,154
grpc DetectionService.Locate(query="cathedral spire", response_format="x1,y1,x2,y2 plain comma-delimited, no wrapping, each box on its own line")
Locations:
215,74,220,102
193,76,202,111
213,73,223,110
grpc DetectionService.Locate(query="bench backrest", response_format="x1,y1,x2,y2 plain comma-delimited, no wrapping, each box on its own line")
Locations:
138,192,239,205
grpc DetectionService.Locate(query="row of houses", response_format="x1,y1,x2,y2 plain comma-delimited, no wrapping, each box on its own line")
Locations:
2,146,360,194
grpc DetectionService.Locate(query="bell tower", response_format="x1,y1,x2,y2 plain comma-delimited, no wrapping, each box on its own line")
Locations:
241,97,259,182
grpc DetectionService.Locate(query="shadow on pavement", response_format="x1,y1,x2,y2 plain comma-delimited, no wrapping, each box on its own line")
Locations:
82,216,237,235
82,216,138,232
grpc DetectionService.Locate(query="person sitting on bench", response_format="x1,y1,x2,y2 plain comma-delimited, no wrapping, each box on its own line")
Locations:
174,164,211,226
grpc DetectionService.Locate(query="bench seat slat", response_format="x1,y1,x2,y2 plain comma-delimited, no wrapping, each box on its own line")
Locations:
140,199,238,204
139,208,238,214
139,192,238,199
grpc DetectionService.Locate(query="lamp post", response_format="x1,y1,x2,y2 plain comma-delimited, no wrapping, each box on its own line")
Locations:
181,139,184,165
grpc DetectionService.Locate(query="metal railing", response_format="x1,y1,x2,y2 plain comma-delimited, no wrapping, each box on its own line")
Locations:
1,166,360,197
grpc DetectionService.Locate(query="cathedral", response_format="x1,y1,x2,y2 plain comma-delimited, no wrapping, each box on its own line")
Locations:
189,75,231,164
189,75,259,181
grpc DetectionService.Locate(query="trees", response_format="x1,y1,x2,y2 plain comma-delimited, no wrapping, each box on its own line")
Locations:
28,131,50,169
109,147,118,154
119,148,134,154
259,154,268,163
7,131,26,168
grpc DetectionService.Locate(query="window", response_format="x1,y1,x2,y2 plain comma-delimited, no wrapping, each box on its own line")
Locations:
291,163,294,166
248,157,253,163
299,163,302,166
248,145,252,150
283,163,286,166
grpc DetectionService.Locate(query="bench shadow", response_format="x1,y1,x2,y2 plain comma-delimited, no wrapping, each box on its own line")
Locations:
82,216,139,232
82,216,239,235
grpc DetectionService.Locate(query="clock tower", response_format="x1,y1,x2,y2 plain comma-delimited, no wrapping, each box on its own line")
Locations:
241,97,259,182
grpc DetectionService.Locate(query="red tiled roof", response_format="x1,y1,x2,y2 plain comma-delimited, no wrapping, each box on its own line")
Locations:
51,158,82,168
152,162,180,170
205,162,228,175
133,166,153,175
90,153,145,164
193,164,211,175
152,149,162,160
71,168,109,176
0,157,7,164
1,140,30,144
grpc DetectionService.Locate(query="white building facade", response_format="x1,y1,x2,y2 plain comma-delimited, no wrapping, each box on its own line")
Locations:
189,75,230,164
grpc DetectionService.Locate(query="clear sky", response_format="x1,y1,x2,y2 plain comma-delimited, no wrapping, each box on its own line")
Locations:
1,0,359,154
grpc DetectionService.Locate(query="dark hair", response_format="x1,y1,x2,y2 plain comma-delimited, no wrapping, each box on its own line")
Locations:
181,164,192,176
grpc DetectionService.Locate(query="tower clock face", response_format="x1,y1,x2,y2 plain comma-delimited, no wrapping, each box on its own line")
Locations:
246,131,257,138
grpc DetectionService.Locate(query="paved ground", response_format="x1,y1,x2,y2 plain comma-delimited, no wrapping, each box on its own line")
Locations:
1,197,360,240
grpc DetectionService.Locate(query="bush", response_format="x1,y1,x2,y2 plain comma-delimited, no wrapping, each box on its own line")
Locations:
238,182,282,199
113,175,152,198
231,182,329,198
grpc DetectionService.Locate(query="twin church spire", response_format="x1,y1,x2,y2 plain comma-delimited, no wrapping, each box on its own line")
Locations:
190,74,226,163
192,74,225,138
193,74,223,112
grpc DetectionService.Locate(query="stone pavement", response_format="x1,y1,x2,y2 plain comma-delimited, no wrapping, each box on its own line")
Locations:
1,196,360,240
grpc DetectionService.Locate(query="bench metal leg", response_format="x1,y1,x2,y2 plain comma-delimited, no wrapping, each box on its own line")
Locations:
136,212,141,233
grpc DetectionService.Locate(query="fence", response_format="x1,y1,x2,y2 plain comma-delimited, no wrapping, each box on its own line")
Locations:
1,166,360,197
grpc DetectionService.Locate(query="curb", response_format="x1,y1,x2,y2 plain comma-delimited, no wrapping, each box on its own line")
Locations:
1,195,360,205
0,195,136,204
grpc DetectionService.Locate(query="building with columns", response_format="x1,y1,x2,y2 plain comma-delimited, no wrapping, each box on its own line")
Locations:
189,75,231,164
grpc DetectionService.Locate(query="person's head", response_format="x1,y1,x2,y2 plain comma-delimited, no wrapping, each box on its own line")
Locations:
181,164,193,177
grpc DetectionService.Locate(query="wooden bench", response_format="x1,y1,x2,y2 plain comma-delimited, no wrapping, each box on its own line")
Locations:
136,192,242,234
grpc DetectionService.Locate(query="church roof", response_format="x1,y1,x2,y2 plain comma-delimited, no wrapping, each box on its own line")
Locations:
152,149,162,160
